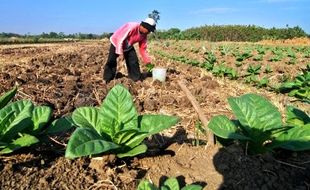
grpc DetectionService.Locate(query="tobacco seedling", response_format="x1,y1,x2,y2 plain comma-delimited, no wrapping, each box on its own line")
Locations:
235,51,252,62
65,84,179,159
137,177,203,190
246,64,261,76
253,55,263,61
146,63,155,72
202,51,217,71
264,65,273,74
256,77,269,88
279,67,310,100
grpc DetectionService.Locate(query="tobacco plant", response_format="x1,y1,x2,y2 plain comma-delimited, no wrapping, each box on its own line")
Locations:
0,87,54,154
201,51,217,71
270,105,310,151
279,66,310,100
65,84,179,159
234,51,252,62
207,93,310,154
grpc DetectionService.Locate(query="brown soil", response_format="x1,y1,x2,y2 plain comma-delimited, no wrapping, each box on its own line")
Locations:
258,37,310,45
0,41,309,190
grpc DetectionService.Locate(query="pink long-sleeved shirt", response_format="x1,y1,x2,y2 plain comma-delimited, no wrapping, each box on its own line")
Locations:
110,22,151,64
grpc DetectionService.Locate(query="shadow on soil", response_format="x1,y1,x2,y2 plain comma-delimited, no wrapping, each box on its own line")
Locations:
213,144,310,190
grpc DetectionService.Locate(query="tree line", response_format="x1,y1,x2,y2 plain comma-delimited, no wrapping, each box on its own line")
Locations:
1,24,309,43
150,25,309,42
0,32,112,40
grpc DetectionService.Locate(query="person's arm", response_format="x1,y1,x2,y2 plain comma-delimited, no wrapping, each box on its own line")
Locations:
139,37,151,64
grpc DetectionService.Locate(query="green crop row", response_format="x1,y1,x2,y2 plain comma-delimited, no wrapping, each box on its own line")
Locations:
154,45,310,101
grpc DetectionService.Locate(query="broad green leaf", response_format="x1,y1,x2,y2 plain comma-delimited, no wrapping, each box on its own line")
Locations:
0,86,17,109
228,94,282,134
272,125,310,151
0,111,15,132
100,84,138,132
208,115,251,140
181,185,203,190
72,107,103,135
139,115,180,135
123,132,148,148
286,106,310,127
0,100,33,141
46,116,75,134
137,180,159,190
279,82,297,91
112,129,140,145
0,134,39,154
32,106,52,133
163,177,179,190
117,143,147,158
65,127,119,159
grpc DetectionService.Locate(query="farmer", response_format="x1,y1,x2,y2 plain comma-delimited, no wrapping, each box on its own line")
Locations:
103,17,156,83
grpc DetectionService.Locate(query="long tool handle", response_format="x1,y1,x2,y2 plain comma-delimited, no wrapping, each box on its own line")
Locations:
178,79,215,146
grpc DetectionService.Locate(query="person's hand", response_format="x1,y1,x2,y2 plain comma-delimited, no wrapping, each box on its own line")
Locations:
145,63,154,72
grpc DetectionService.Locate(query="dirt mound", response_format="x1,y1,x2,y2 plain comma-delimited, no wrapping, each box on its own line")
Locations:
0,150,137,189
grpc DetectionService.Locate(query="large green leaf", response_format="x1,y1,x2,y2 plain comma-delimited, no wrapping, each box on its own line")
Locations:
0,100,33,141
208,115,251,140
286,106,310,127
65,127,119,159
32,106,52,133
0,111,15,133
272,124,310,151
46,116,75,134
117,143,147,158
139,115,179,135
123,132,148,148
137,180,159,190
72,107,103,135
100,84,138,133
162,177,179,190
112,129,141,145
181,185,203,190
0,134,39,154
0,86,17,109
228,94,282,134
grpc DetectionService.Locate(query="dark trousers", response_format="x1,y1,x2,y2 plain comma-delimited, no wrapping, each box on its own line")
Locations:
103,44,141,82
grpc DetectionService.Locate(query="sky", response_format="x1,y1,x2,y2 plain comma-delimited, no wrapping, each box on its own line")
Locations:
0,0,309,35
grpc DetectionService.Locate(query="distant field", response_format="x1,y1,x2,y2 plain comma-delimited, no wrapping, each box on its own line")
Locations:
0,37,79,45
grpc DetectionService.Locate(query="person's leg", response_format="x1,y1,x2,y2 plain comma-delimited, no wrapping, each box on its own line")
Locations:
124,47,141,81
103,44,118,82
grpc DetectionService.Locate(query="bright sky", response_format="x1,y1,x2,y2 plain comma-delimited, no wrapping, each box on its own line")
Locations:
0,0,309,35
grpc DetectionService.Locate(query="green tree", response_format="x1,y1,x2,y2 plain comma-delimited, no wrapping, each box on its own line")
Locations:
148,10,160,23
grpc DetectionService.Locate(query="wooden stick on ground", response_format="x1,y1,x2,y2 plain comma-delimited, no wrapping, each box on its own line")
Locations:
178,79,215,146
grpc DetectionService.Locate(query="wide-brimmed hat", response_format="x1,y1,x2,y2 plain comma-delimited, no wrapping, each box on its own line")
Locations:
141,17,156,32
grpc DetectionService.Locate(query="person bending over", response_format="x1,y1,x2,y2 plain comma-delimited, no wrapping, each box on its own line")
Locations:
103,17,156,83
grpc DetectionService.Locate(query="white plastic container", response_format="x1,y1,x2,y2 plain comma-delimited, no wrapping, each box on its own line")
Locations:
152,67,167,82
